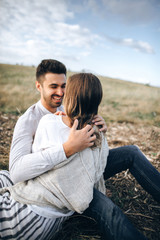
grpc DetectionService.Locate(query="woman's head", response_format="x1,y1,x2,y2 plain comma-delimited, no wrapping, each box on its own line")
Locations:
64,73,103,129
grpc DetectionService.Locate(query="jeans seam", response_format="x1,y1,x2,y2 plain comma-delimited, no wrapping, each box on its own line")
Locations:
90,208,115,240
133,163,160,193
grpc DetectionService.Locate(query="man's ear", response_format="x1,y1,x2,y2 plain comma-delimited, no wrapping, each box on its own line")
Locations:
36,81,41,92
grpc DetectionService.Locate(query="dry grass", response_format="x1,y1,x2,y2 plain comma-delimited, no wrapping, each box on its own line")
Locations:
0,63,160,126
0,64,160,239
0,64,38,113
98,75,160,126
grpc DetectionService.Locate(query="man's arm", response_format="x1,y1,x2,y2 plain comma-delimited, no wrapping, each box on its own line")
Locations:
92,115,107,133
9,114,67,183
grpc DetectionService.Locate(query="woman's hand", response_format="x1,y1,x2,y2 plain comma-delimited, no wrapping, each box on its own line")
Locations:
63,119,96,157
54,111,66,116
92,115,107,133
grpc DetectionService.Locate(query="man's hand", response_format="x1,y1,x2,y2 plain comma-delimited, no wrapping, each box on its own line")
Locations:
63,119,96,157
92,115,107,133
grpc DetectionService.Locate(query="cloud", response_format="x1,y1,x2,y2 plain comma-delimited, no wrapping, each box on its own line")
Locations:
122,38,154,54
0,0,74,24
105,36,154,54
0,0,98,65
80,51,91,57
87,0,160,24
49,23,98,48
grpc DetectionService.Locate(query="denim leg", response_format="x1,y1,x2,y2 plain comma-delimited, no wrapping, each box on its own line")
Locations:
104,145,160,203
82,189,148,240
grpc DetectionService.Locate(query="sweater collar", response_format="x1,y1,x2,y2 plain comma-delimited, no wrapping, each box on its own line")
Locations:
37,100,52,114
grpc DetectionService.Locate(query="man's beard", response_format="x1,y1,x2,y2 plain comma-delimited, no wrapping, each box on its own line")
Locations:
45,95,63,109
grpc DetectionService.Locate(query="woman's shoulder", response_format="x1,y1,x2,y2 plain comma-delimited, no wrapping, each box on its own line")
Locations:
41,113,60,121
38,114,61,128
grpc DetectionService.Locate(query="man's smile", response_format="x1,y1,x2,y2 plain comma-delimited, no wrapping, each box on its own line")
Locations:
52,95,63,102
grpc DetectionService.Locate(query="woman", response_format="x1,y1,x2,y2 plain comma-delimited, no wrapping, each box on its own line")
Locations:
0,73,108,239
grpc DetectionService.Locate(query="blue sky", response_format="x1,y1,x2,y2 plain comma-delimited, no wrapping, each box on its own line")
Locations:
0,0,160,87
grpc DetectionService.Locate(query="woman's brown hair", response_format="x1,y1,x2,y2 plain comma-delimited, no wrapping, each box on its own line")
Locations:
64,73,103,147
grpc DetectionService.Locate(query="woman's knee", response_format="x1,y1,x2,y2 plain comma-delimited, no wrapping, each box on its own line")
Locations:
122,145,141,161
91,189,116,212
125,145,139,154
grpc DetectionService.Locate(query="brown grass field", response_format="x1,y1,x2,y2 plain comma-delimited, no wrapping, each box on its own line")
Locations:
0,63,160,239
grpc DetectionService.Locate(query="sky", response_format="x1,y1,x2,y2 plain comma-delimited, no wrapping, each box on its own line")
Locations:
0,0,160,87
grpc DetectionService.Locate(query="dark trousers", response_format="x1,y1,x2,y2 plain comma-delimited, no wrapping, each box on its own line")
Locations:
82,145,160,240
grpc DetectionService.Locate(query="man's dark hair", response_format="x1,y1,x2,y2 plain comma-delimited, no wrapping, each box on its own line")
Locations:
36,59,67,82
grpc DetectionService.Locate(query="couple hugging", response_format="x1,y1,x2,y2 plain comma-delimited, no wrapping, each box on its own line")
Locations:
0,59,159,240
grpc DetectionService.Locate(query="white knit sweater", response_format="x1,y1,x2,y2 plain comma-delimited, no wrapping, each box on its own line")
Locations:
4,114,109,214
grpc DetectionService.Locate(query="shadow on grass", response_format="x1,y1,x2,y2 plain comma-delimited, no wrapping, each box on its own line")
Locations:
54,215,101,240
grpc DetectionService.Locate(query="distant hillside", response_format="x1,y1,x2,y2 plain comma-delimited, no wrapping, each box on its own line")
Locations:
0,63,160,126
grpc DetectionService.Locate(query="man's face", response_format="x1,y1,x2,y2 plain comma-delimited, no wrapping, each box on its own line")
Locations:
36,73,66,113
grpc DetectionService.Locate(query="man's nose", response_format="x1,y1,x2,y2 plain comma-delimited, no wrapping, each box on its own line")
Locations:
57,88,64,96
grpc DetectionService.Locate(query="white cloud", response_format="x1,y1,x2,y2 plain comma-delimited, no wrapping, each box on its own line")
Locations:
50,23,98,48
0,0,98,65
80,51,91,57
105,36,154,54
0,0,74,24
122,38,154,54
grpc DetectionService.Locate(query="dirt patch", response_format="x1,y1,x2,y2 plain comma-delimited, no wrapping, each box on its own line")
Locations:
0,113,160,240
0,113,18,169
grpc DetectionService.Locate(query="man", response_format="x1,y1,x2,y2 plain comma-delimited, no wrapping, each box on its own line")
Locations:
4,59,160,239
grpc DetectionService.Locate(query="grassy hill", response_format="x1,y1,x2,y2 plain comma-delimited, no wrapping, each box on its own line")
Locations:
0,63,160,126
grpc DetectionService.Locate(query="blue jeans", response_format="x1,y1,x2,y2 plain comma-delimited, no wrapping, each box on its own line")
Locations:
82,145,160,240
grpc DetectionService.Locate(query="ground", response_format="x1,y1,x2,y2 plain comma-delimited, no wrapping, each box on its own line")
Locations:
0,113,160,240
